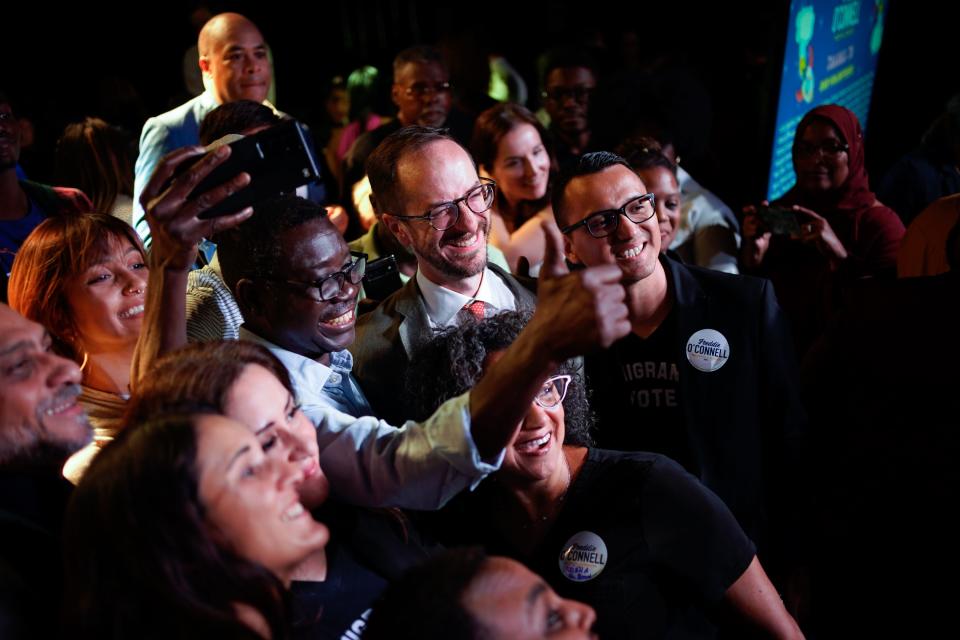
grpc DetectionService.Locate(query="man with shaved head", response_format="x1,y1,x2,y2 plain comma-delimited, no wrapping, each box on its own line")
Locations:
131,12,273,243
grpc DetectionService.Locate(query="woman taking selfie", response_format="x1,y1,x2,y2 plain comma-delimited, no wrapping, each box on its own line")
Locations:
114,340,434,638
63,410,328,639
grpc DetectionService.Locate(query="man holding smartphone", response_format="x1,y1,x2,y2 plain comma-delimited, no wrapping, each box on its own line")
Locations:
138,143,632,510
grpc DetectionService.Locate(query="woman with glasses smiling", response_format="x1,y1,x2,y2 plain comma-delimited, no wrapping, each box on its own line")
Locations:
741,104,905,353
408,312,804,640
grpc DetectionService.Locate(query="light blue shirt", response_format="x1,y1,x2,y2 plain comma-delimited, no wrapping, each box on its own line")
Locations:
238,327,503,508
239,327,374,418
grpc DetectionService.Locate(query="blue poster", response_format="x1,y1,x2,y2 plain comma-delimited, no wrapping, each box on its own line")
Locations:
767,0,888,200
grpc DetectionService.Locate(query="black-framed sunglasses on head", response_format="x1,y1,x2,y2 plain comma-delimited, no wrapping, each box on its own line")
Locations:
560,193,656,239
389,178,497,231
265,251,367,302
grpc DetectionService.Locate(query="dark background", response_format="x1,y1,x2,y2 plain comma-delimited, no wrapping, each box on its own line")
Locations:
3,0,957,211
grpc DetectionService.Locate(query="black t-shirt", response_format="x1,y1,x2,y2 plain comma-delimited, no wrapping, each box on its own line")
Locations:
587,309,694,472
423,449,755,639
290,503,437,639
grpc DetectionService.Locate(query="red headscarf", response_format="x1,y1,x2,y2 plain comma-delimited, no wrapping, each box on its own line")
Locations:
781,104,879,215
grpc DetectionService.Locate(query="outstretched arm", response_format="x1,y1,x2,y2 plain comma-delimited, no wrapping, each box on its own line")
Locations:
129,145,253,391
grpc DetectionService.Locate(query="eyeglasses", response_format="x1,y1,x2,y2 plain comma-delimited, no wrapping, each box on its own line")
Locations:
390,178,497,231
404,81,452,98
265,252,367,302
560,193,656,239
541,85,594,103
535,374,572,409
794,140,849,158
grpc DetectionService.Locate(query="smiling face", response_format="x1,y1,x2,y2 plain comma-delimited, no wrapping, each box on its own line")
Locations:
255,219,359,362
465,557,597,639
793,118,851,195
384,139,490,291
224,363,329,509
195,414,329,584
561,164,661,284
0,304,90,465
635,166,681,250
482,351,567,485
61,235,147,355
489,123,551,207
200,15,271,104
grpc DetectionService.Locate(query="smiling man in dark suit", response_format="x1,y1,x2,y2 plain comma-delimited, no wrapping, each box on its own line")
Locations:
352,126,537,425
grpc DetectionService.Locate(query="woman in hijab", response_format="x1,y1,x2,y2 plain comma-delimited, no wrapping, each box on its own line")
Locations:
741,104,905,353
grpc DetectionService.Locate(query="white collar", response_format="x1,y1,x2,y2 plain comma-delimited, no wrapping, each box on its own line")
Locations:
415,266,516,328
239,327,339,391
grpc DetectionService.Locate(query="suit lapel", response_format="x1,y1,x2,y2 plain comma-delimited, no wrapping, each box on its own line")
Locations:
394,278,433,358
665,257,717,480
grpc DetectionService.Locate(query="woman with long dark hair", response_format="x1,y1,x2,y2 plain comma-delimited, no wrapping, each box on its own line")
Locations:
63,410,327,639
116,340,434,638
471,103,560,273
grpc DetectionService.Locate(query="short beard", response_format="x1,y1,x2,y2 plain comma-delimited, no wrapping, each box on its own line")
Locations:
422,216,490,280
0,384,93,468
427,242,488,280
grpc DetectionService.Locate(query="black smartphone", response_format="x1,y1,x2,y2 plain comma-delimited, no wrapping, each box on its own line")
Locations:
362,254,403,301
756,205,801,236
177,119,321,219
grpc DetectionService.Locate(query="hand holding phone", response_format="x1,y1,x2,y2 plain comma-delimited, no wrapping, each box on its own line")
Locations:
174,119,321,219
756,205,801,236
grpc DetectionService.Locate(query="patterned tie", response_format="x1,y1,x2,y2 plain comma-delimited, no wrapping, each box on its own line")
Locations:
463,299,486,321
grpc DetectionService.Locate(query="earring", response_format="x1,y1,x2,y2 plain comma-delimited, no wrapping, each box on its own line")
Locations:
79,350,89,372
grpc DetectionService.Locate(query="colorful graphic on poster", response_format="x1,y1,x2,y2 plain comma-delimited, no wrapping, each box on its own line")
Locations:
767,0,887,201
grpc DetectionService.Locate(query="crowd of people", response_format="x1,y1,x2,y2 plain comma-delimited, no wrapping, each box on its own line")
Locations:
1,10,957,640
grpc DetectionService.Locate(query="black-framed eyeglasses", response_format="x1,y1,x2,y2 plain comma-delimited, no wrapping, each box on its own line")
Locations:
404,81,452,98
560,193,656,239
541,85,594,103
264,251,367,302
535,374,572,409
389,178,496,231
793,140,849,158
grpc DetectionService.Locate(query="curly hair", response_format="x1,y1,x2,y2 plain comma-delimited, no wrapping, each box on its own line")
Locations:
407,311,593,446
63,413,287,639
